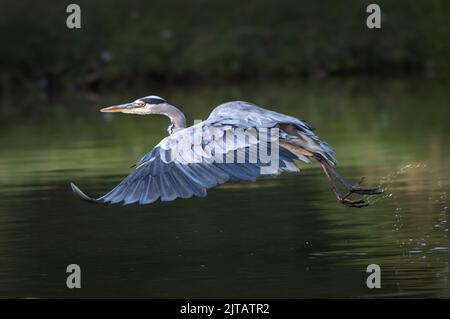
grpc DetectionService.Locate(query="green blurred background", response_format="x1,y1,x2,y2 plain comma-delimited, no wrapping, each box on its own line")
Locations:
0,0,449,101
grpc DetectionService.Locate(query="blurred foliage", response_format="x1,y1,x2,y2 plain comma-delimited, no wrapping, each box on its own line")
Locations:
0,0,449,95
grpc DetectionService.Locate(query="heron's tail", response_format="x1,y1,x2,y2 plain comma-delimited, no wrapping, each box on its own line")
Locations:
70,182,101,204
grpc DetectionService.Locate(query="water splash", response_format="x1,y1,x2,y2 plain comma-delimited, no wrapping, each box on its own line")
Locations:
367,162,428,205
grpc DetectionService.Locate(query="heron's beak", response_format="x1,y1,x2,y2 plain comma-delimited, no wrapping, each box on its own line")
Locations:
100,103,134,113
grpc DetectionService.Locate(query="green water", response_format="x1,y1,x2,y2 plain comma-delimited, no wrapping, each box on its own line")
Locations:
0,79,449,298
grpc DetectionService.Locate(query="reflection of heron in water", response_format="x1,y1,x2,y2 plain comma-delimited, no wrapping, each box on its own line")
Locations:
70,96,382,207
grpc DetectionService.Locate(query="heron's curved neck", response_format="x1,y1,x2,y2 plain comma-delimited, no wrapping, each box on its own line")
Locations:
162,104,186,134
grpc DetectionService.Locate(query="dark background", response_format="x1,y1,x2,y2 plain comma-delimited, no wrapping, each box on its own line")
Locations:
0,0,448,100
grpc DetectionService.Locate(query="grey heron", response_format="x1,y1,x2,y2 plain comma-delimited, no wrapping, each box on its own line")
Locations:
70,95,382,208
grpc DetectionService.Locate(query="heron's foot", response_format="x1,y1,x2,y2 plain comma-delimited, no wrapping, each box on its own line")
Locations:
336,177,383,208
338,195,369,208
345,177,383,196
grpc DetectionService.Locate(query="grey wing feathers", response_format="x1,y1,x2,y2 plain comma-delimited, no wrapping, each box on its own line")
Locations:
95,144,299,205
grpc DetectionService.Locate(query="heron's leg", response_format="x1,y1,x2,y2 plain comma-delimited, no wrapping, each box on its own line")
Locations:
325,166,382,197
319,163,369,208
322,164,382,196
281,141,381,207
314,153,382,194
315,153,382,207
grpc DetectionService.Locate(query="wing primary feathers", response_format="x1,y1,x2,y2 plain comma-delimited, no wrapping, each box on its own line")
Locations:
144,176,160,204
70,182,102,204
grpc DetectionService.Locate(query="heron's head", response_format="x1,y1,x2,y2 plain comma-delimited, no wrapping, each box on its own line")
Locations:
100,95,186,134
100,95,168,115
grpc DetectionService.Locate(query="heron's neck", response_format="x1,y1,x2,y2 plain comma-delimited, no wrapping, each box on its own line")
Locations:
162,104,186,134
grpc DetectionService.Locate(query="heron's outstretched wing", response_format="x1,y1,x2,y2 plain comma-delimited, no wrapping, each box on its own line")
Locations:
70,118,302,205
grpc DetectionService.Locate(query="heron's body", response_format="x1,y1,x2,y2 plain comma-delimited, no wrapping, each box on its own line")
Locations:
209,101,336,162
71,97,381,207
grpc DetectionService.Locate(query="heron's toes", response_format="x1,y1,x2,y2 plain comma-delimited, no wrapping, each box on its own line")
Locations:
340,197,369,208
351,187,383,195
349,177,383,195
